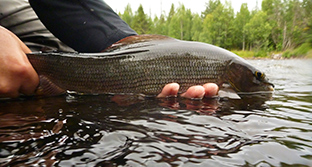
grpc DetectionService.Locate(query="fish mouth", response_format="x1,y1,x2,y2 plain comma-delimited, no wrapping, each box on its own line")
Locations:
266,82,275,91
238,82,275,93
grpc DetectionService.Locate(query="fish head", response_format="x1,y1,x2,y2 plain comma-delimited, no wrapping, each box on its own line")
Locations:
225,59,274,93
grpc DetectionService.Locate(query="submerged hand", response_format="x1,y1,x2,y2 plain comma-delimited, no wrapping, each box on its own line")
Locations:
112,83,219,106
157,83,219,99
0,26,39,98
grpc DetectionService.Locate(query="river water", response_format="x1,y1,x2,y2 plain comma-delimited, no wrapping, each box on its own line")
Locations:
0,59,311,166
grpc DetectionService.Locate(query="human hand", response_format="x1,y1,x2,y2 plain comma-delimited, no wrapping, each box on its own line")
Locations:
157,83,219,99
0,26,39,98
112,83,219,106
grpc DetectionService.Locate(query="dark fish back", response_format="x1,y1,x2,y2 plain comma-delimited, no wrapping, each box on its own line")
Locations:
27,36,234,95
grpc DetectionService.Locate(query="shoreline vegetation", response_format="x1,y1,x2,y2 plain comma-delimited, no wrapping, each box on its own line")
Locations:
232,47,312,59
117,0,312,59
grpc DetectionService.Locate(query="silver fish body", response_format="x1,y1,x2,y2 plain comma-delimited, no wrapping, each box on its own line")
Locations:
27,35,274,96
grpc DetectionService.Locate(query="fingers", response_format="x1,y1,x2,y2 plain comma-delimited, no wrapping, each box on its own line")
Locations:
18,63,40,96
0,60,39,98
157,83,219,99
0,26,39,97
157,83,180,98
180,86,205,99
203,83,219,98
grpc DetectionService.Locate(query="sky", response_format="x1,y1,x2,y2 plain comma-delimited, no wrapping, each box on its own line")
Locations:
105,0,263,17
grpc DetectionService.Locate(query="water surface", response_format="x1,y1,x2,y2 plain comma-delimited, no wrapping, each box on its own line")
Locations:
0,59,311,166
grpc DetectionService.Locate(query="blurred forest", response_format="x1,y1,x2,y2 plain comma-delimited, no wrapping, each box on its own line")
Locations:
118,0,312,58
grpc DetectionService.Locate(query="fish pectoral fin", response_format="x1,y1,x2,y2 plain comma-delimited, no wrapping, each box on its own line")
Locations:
35,75,66,96
218,88,241,99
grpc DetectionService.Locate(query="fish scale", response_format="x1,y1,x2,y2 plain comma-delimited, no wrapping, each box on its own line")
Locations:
27,35,273,96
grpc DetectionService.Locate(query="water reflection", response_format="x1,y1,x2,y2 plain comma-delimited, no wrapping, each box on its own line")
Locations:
0,59,311,166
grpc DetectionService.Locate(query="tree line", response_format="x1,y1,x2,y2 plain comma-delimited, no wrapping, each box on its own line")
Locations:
118,0,312,57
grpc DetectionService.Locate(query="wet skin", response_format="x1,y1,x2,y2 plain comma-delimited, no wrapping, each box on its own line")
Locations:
157,83,219,99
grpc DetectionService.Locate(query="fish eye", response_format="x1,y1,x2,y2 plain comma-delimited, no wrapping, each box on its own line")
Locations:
255,71,265,80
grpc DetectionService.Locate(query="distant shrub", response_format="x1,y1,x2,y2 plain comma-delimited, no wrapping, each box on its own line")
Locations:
306,50,312,58
231,50,255,58
282,43,312,58
292,43,312,57
254,50,268,57
282,50,292,58
232,45,312,59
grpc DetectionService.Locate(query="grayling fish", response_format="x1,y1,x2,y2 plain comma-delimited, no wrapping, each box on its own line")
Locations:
27,35,274,96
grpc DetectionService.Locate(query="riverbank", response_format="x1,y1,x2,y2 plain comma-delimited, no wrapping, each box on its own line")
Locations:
232,48,312,59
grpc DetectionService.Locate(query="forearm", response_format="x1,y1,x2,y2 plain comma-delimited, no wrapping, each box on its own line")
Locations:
0,26,31,54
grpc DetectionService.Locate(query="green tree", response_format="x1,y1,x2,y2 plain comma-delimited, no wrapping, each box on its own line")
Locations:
284,0,307,49
182,8,193,41
132,4,152,34
199,2,234,49
199,14,214,44
303,0,312,45
168,14,180,39
117,0,310,56
152,14,168,35
120,4,134,27
244,11,272,50
191,14,203,41
262,0,309,50
201,0,221,18
168,4,192,40
167,4,175,24
234,3,251,50
177,5,192,40
262,0,284,50
277,0,294,49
